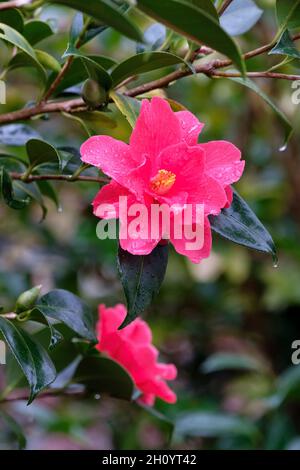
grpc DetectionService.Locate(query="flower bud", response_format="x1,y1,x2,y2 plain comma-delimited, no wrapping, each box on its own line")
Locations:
15,285,42,313
82,79,107,108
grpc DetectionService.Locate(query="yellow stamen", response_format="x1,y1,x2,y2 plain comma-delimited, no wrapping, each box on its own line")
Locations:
150,169,176,195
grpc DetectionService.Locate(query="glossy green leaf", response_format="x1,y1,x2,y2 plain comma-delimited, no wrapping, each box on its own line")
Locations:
35,50,61,73
270,29,300,59
0,317,56,404
36,180,61,211
74,355,134,400
220,0,263,36
174,412,258,440
23,20,53,45
8,51,47,81
209,189,277,261
117,244,169,328
229,77,293,150
110,91,141,128
0,167,29,210
276,0,300,30
14,180,48,221
184,0,219,21
26,139,61,168
0,124,41,146
201,353,265,374
136,0,245,74
50,0,143,42
30,309,64,350
64,47,112,90
0,9,23,32
36,289,96,342
111,51,188,86
0,411,26,449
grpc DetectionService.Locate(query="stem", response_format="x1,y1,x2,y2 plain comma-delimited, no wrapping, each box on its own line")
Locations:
218,0,234,16
10,172,110,184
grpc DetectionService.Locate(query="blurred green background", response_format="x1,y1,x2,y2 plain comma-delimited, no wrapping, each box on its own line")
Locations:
1,0,300,450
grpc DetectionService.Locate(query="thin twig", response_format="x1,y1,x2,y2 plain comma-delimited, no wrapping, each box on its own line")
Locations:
10,172,109,184
218,0,234,16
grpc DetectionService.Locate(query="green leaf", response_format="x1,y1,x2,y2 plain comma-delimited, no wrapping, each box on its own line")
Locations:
50,0,143,42
276,0,300,30
220,0,263,36
174,412,258,440
8,51,47,81
136,0,245,74
75,111,117,129
74,355,134,400
229,76,293,150
275,365,300,404
0,411,26,449
30,309,64,350
26,139,61,168
36,180,61,211
0,124,41,146
201,353,265,374
270,29,300,59
184,0,219,21
0,167,29,210
64,47,112,90
209,189,277,261
36,289,96,342
23,20,53,45
0,23,45,74
14,180,48,221
117,243,168,328
35,50,61,73
0,9,24,32
110,91,141,128
111,51,188,86
69,12,84,47
0,317,56,404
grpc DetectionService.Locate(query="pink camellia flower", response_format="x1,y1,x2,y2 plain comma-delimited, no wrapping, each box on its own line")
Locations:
96,303,177,406
80,97,244,263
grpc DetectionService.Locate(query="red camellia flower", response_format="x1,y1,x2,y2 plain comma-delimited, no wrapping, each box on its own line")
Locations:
81,97,245,263
96,303,177,406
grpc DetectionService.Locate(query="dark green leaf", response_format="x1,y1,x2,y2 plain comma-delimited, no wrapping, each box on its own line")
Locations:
0,124,41,146
229,76,293,150
110,91,141,128
23,20,54,45
36,180,61,211
0,317,56,404
276,0,300,30
26,139,61,168
50,0,143,42
117,243,168,328
75,111,117,129
110,51,188,86
270,29,300,59
0,167,29,210
0,9,24,32
220,0,263,36
209,189,277,260
36,289,96,342
174,412,258,440
184,0,219,21
14,180,48,221
74,355,134,400
0,411,26,449
30,309,64,350
136,0,245,74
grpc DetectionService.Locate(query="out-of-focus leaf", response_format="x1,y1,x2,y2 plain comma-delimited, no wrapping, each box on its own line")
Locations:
0,167,29,210
229,77,293,150
110,51,188,86
174,412,258,440
35,50,61,73
69,12,84,47
36,289,97,342
26,139,61,168
201,353,265,374
136,0,245,74
220,0,263,36
50,0,143,42
0,317,56,404
0,411,26,449
0,9,24,32
138,23,166,52
274,366,300,404
23,20,54,45
270,29,300,59
117,244,169,328
0,124,41,146
209,189,277,261
74,111,117,129
74,355,134,400
276,0,300,30
110,91,141,128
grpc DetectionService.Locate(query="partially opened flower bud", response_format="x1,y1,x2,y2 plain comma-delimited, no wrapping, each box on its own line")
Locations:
82,79,107,108
15,285,42,313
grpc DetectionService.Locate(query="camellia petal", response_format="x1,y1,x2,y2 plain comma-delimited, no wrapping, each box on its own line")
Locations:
176,110,204,145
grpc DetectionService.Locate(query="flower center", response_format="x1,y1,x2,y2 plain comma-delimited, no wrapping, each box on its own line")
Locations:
150,169,176,195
